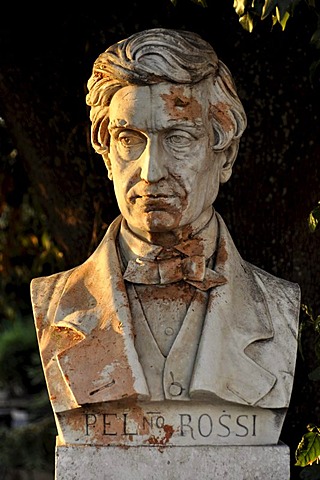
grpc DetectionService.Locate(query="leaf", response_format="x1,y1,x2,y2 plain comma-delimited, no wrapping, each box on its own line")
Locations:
277,0,294,20
272,14,278,26
276,8,290,29
308,366,320,381
308,204,320,232
239,12,255,31
306,424,319,432
302,303,314,321
234,0,249,16
262,0,278,20
295,431,320,467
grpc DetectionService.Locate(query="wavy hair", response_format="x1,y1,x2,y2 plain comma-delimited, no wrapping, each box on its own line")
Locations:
86,28,247,155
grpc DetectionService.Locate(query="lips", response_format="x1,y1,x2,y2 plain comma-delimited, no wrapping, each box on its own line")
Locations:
128,193,179,214
134,194,175,205
134,193,172,200
129,191,176,203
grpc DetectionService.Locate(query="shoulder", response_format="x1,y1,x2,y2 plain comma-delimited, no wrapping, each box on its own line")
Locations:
31,268,73,306
30,268,75,330
246,262,301,331
248,262,300,302
30,215,122,330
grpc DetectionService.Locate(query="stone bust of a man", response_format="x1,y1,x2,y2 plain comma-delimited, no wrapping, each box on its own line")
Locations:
31,28,300,417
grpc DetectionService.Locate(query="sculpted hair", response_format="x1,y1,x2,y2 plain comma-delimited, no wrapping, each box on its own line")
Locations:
86,28,247,155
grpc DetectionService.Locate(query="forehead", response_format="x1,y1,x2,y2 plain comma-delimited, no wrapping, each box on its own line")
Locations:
108,82,209,129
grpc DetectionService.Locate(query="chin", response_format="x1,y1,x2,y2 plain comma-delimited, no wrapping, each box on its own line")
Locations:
141,210,181,233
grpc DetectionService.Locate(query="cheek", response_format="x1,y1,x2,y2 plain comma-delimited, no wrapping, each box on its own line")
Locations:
170,142,209,173
111,159,141,195
173,157,212,193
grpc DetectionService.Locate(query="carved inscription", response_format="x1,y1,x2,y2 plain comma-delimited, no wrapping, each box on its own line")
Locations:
83,410,257,441
57,402,284,447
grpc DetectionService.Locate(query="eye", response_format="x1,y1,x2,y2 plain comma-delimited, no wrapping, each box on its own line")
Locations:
166,131,194,148
118,131,146,147
113,129,147,161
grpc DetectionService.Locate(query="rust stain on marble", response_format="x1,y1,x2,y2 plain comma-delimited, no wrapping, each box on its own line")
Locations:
161,86,202,120
136,282,195,303
215,238,228,266
147,424,175,446
209,102,233,132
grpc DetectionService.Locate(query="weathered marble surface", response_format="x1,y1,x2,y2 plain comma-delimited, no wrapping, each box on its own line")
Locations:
55,443,290,480
56,401,286,447
30,28,300,462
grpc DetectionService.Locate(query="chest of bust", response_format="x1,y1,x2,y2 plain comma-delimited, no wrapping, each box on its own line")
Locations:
127,282,208,401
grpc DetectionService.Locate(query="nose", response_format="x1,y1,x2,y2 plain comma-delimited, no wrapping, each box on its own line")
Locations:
140,137,168,183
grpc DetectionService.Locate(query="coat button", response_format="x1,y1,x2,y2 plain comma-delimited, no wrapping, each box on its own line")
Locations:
169,382,183,396
165,327,174,336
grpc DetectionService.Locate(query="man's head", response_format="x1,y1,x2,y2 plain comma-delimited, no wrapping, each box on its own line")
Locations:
86,28,247,240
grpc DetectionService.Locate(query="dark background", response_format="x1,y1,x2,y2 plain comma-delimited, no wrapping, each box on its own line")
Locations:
0,2,319,478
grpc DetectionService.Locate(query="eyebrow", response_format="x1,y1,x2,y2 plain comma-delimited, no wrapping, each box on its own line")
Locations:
166,119,205,129
108,119,205,132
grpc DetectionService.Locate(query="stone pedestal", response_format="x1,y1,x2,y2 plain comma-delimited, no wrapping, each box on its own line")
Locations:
55,443,290,480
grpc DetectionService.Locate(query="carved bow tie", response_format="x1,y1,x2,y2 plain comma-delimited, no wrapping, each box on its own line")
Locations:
123,254,227,291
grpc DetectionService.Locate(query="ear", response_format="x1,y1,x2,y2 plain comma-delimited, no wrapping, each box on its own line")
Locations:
219,141,239,184
102,153,113,181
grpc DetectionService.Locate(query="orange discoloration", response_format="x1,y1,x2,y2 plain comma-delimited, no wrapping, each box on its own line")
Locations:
57,401,150,446
209,102,233,132
36,312,44,322
137,282,195,302
216,238,228,266
161,86,202,121
147,424,175,446
116,278,128,296
163,424,174,443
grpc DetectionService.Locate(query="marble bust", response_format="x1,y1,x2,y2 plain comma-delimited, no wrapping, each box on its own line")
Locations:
31,28,300,447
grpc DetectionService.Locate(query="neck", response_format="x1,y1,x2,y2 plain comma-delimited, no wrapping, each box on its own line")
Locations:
119,207,216,265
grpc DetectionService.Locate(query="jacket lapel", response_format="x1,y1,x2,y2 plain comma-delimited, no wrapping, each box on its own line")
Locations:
190,213,276,406
52,216,149,406
51,212,276,407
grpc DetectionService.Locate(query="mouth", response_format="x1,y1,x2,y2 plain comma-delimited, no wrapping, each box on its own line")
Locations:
130,193,174,203
129,194,179,213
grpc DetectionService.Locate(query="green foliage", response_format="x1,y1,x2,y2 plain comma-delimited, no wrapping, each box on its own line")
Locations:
232,0,320,86
308,202,320,232
295,196,320,476
0,317,43,397
296,304,320,474
0,117,62,473
296,425,320,467
299,304,320,381
0,417,55,472
233,0,298,32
